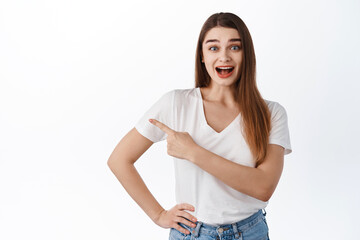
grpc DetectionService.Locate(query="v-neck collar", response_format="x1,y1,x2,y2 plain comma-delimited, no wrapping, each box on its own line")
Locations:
196,87,241,135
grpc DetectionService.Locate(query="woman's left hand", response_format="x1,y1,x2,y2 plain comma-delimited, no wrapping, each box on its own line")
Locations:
149,119,198,161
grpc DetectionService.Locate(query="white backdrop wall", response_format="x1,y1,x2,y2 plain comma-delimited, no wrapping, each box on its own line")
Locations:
1,0,359,239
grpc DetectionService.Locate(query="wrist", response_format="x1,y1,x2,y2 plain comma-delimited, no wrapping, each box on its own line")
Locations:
188,144,203,163
151,208,165,224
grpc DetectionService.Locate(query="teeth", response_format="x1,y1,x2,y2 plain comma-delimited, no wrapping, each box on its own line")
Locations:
217,67,233,69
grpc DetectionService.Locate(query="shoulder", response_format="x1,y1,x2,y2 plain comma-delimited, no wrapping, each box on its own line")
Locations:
172,87,197,97
161,87,196,97
150,88,197,109
263,99,288,120
155,88,198,109
167,87,198,103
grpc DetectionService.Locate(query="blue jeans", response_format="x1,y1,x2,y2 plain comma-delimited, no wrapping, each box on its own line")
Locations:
169,209,270,240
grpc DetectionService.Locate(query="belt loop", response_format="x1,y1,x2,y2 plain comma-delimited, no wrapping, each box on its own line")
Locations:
262,208,267,216
232,223,241,239
192,221,202,238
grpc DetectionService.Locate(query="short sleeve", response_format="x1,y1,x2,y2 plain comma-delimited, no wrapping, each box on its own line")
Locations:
134,90,175,143
268,102,292,155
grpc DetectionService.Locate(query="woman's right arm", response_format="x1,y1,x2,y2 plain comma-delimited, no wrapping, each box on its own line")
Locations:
107,127,197,234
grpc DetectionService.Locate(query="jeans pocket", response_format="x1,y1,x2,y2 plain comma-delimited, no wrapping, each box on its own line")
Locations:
263,217,268,228
242,218,269,240
262,217,270,240
169,227,189,240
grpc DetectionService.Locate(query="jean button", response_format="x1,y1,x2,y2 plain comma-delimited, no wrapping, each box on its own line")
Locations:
218,228,224,233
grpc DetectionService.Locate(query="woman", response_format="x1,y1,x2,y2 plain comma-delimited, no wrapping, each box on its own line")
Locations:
108,12,292,240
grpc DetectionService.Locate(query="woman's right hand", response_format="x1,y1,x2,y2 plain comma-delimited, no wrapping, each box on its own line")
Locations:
153,203,198,235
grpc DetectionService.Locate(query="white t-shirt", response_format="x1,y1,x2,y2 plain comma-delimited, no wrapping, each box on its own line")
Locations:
135,87,292,225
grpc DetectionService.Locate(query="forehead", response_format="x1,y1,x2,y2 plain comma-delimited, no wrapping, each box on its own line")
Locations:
203,27,241,43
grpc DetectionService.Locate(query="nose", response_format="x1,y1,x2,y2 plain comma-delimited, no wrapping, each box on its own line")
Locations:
219,49,231,62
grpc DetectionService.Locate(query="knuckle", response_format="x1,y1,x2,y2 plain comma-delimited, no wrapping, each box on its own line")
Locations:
182,216,190,223
184,212,191,219
179,227,188,234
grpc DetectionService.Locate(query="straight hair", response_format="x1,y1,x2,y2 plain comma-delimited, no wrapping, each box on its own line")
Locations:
195,12,271,166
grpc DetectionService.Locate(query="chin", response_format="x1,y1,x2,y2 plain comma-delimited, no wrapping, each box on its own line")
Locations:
213,79,237,87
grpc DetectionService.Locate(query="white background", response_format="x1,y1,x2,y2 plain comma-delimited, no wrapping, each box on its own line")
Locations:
1,0,359,239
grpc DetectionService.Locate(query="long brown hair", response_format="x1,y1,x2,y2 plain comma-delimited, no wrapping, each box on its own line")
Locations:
195,12,271,166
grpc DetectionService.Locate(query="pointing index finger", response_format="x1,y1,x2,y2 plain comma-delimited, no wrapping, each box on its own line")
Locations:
149,119,175,135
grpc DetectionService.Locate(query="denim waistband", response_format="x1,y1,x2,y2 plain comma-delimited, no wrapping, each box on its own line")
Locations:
179,209,266,239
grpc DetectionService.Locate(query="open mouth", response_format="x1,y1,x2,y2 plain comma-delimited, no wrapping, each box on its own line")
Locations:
216,66,235,78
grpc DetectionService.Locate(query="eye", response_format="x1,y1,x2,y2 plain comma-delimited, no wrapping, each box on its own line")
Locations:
231,45,241,50
209,46,218,51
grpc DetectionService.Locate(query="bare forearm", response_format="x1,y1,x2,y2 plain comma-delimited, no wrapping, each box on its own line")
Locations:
189,145,270,201
108,161,164,222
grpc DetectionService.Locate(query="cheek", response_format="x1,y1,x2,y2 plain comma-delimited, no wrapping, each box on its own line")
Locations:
234,55,243,69
204,62,214,76
205,57,217,68
202,52,212,63
203,55,214,71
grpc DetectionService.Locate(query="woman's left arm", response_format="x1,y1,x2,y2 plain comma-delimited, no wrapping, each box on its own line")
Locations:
149,118,284,202
189,143,284,202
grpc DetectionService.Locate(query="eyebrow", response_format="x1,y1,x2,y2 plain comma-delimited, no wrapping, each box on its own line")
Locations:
205,38,242,44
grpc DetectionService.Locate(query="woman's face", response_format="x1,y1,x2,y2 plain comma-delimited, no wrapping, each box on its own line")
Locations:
202,27,243,87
